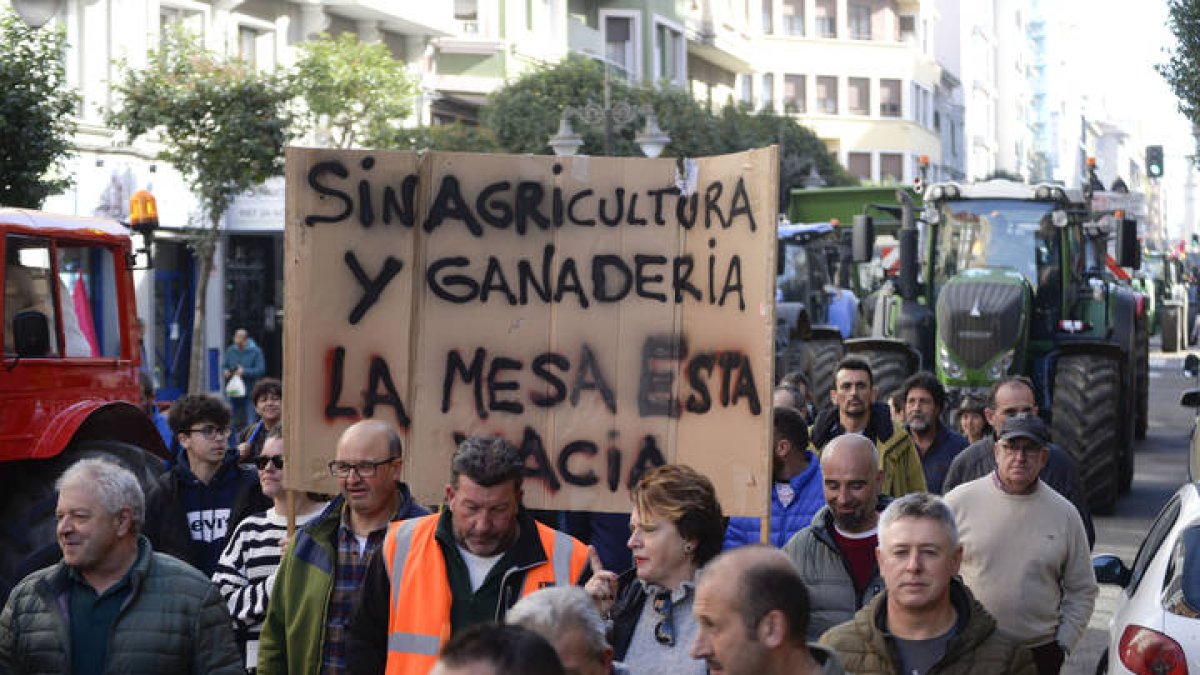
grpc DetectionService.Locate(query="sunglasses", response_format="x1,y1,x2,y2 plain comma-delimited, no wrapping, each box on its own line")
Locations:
652,591,675,647
253,455,284,471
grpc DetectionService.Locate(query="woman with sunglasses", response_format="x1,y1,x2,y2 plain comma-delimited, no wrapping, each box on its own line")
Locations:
212,426,329,673
585,464,724,674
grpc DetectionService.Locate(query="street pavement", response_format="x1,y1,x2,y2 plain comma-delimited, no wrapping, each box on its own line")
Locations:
1063,342,1194,675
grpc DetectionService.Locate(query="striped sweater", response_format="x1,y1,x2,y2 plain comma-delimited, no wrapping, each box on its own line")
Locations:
212,505,326,670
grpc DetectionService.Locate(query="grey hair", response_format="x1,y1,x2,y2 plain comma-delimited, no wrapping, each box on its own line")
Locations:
878,492,958,549
451,435,524,488
506,586,608,659
56,458,145,534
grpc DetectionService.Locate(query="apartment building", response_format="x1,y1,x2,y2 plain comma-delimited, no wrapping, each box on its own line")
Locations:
757,0,946,185
5,0,457,396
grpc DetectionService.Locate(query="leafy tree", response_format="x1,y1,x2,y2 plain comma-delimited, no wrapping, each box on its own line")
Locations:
384,123,503,153
1161,0,1200,135
982,169,1025,182
0,8,80,207
107,28,292,393
480,53,854,210
290,32,418,148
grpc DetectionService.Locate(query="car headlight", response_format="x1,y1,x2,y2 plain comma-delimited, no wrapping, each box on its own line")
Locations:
939,343,964,379
987,349,1015,379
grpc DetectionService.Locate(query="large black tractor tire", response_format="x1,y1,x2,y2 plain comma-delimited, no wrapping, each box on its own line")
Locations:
1052,354,1121,515
1118,361,1137,494
1163,305,1182,353
858,349,915,408
807,338,845,401
1135,316,1150,440
0,440,163,605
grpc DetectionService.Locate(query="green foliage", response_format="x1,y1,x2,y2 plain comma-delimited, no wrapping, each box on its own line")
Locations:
385,123,503,153
290,32,418,148
106,28,293,230
0,8,80,208
1161,0,1200,129
982,169,1025,182
480,55,854,211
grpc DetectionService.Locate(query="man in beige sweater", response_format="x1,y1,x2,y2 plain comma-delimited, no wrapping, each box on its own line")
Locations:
944,415,1096,675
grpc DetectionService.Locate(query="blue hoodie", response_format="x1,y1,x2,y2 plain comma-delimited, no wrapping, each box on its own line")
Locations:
723,450,825,549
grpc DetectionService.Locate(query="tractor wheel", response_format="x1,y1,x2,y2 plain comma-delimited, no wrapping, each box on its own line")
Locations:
1118,361,1136,494
0,440,163,604
807,338,845,401
858,349,915,407
1135,316,1149,440
1163,306,1181,353
777,341,812,385
1051,353,1121,515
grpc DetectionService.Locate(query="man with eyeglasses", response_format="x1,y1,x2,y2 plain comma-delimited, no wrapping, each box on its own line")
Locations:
144,394,263,577
940,376,1093,546
345,435,590,675
944,415,1097,675
258,419,428,675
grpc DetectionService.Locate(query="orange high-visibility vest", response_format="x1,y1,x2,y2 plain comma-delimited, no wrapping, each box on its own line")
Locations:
380,513,589,675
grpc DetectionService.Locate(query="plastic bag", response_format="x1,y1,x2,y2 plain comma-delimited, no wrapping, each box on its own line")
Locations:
226,373,246,398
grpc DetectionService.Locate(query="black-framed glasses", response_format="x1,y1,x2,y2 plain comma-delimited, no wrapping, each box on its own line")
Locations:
652,591,675,646
186,425,231,440
328,458,394,478
254,455,283,471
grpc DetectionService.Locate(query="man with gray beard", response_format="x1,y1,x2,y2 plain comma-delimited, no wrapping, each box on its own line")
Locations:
899,372,967,494
782,434,889,640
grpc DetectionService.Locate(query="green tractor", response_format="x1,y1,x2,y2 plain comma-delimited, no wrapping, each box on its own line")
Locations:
778,187,923,403
1142,250,1191,352
854,176,1147,513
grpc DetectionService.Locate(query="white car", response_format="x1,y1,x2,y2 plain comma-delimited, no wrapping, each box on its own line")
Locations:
1094,481,1200,674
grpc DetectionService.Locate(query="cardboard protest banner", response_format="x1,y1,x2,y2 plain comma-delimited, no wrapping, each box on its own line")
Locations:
284,147,776,516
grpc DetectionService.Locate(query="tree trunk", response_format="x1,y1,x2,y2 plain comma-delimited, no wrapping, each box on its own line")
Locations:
186,223,219,395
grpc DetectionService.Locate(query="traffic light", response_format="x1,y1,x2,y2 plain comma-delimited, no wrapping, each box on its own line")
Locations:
1147,145,1164,178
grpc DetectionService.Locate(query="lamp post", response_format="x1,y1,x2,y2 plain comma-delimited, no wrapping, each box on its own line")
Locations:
548,65,671,158
11,0,64,28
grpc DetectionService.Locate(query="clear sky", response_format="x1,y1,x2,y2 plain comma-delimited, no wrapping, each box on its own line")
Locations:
1079,0,1195,238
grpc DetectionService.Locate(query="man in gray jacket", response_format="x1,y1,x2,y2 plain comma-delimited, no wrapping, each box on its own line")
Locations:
782,434,889,640
0,458,242,674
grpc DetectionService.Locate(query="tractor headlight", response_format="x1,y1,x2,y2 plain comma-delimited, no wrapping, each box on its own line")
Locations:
987,349,1015,379
939,343,964,379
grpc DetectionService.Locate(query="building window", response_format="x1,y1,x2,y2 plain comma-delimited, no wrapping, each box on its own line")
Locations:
847,152,871,180
817,76,838,113
603,13,639,81
848,77,869,115
849,3,871,40
784,74,805,113
762,73,774,110
880,153,904,182
880,79,901,117
814,0,836,38
741,73,753,104
455,0,479,33
762,0,773,33
911,83,931,127
898,13,915,41
160,4,206,40
653,18,685,85
236,24,275,71
783,0,804,35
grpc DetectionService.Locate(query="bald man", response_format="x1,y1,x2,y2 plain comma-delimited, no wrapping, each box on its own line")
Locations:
782,434,889,640
693,546,845,675
258,420,429,675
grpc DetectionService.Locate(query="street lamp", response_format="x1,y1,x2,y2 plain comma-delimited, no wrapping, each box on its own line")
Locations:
11,0,64,28
548,63,671,158
802,164,827,188
549,103,671,158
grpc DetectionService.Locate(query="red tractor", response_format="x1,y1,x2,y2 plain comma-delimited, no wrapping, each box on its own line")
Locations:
0,195,169,601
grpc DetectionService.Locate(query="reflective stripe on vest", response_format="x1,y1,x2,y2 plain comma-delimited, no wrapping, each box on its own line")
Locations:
388,517,422,612
387,631,440,656
551,529,574,586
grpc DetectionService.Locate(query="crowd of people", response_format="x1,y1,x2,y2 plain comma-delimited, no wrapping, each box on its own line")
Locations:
0,338,1100,675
